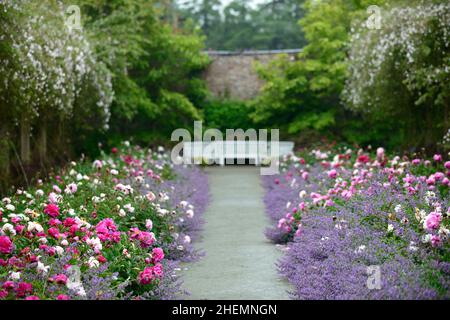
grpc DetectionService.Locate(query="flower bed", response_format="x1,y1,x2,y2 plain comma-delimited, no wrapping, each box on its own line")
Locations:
263,146,449,299
0,143,208,300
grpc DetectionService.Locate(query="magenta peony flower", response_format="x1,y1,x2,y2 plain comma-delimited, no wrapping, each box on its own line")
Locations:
25,296,40,300
138,231,155,248
2,281,14,290
433,154,442,162
431,235,442,247
15,282,33,298
57,294,70,300
152,247,165,263
96,218,120,243
54,274,68,285
411,159,421,165
44,204,60,218
47,227,60,239
0,289,8,299
138,267,154,285
0,235,13,254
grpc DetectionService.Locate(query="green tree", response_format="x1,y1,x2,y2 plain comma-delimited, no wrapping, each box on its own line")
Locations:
78,0,210,145
250,0,387,140
343,2,450,150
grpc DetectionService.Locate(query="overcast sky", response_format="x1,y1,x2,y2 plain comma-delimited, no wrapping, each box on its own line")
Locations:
178,0,269,10
220,0,267,8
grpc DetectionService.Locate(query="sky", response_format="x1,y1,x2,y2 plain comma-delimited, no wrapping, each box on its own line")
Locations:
220,0,267,9
177,0,269,10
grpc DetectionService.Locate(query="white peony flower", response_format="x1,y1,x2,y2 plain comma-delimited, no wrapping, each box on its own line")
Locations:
37,261,50,274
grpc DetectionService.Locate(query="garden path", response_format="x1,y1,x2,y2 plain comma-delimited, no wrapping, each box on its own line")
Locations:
181,166,290,299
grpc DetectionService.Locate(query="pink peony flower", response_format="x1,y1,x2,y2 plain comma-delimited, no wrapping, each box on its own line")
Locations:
25,296,40,300
294,225,302,238
48,192,59,204
152,263,164,278
445,161,450,170
57,294,70,300
426,176,436,186
0,236,13,254
146,192,156,202
434,172,445,181
93,160,103,169
44,204,60,218
424,212,441,230
301,172,309,180
376,147,385,160
327,169,337,179
433,154,442,162
152,248,165,263
411,159,421,165
65,183,77,194
138,267,154,285
299,202,306,211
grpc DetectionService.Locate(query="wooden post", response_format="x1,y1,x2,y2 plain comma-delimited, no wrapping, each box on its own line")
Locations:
0,129,10,193
20,114,31,165
38,120,47,165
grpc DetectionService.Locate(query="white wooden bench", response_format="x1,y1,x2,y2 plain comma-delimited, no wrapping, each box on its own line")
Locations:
182,141,294,166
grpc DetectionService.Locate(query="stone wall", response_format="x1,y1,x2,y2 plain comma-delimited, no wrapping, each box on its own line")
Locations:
203,49,301,101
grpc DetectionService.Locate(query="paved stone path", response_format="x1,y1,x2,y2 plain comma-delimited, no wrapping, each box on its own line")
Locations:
181,166,290,300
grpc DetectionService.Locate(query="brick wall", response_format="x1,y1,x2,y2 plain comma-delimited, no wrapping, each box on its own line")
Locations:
203,49,301,100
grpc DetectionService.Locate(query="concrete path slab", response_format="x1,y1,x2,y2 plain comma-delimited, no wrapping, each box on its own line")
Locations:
181,166,290,300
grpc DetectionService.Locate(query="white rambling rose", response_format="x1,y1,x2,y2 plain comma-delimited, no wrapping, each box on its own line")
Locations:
87,257,100,268
10,272,21,280
387,224,394,233
28,221,44,233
